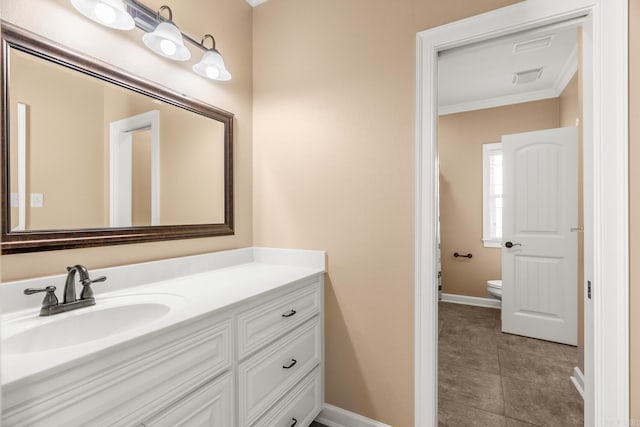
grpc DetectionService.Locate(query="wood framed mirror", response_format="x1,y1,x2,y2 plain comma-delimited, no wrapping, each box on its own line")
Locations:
1,22,234,254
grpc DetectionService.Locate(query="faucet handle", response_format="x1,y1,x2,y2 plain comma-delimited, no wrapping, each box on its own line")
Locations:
80,276,107,300
24,285,56,295
24,286,58,309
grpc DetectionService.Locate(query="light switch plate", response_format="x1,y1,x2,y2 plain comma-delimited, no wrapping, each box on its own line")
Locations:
10,192,18,208
31,193,44,208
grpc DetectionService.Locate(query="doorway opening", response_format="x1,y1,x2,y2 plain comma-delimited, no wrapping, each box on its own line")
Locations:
436,22,583,425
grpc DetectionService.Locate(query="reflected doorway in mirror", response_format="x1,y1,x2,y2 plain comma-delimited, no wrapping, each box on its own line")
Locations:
109,110,160,227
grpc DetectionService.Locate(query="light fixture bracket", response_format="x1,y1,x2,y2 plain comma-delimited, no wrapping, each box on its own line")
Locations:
124,0,206,51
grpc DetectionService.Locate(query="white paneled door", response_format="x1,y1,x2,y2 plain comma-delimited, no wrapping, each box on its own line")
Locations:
501,126,578,345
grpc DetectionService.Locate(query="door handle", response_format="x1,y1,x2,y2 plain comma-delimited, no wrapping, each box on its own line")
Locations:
504,241,522,248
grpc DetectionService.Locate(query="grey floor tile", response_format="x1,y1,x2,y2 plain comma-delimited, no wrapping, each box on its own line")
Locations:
438,398,507,426
439,334,500,375
498,348,576,393
560,344,579,365
439,361,504,415
503,376,584,427
438,301,584,427
505,418,538,427
440,302,500,325
440,317,499,347
497,332,573,363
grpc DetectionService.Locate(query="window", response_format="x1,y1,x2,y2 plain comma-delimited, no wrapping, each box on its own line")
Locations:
483,142,503,248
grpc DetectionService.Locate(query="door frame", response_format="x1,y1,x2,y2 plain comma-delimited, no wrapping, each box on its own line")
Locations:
414,1,628,426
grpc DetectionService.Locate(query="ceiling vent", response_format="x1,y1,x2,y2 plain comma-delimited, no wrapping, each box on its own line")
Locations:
512,68,544,86
513,36,554,55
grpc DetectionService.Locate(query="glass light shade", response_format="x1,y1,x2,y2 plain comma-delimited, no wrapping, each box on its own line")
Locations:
142,22,191,61
70,0,134,30
192,49,232,81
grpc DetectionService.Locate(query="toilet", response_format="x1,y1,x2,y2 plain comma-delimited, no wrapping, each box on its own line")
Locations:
487,279,502,300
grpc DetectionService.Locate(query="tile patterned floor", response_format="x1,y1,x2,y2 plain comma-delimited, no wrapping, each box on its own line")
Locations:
438,302,584,427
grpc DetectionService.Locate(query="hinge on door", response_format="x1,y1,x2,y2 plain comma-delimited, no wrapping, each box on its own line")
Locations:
587,280,592,299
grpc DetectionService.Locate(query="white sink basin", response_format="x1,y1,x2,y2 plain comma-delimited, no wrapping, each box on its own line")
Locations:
2,294,182,354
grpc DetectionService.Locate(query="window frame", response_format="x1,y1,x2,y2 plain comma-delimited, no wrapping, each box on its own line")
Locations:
482,142,503,248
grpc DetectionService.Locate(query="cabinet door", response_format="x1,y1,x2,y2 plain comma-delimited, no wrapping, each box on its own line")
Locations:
143,372,234,427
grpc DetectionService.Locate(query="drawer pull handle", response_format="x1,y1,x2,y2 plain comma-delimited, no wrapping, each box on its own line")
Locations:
282,309,297,318
283,359,297,369
290,418,298,426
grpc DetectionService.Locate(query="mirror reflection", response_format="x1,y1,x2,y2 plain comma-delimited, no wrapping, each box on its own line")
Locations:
8,48,226,231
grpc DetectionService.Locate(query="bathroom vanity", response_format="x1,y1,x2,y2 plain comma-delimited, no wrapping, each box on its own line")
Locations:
0,247,325,427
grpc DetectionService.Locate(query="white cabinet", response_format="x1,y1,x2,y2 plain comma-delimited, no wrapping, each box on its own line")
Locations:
237,280,321,360
253,367,322,427
142,372,235,427
238,318,321,426
2,317,234,427
148,277,324,427
2,274,323,427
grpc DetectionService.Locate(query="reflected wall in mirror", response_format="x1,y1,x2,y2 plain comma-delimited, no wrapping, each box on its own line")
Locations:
1,23,234,254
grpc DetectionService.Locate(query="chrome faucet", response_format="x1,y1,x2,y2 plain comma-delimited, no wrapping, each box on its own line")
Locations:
24,265,107,316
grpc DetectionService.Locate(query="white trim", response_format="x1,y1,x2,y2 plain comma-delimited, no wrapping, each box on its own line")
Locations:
315,404,391,427
441,293,501,309
13,103,27,231
415,2,629,427
439,88,558,115
482,239,502,248
109,110,161,227
482,142,503,247
571,366,585,399
554,46,578,94
245,0,268,7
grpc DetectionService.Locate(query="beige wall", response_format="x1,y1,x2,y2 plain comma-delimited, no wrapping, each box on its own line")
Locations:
629,0,639,420
10,50,105,230
252,0,519,425
0,0,253,281
438,99,561,298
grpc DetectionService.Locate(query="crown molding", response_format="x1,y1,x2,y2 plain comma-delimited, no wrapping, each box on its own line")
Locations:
438,88,558,115
554,45,578,94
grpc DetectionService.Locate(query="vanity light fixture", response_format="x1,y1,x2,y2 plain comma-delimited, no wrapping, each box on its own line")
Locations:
192,35,232,81
68,0,232,80
142,6,190,61
70,0,135,30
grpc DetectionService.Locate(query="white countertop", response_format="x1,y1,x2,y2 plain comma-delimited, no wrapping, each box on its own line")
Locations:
1,248,325,388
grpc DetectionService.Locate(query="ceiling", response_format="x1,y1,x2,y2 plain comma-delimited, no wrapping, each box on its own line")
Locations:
438,23,579,115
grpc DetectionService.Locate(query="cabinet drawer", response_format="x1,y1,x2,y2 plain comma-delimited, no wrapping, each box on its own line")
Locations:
142,372,234,427
238,318,321,426
237,280,321,360
253,367,322,427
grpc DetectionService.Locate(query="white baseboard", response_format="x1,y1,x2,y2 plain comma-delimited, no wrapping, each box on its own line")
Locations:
441,293,501,309
315,404,391,427
571,366,585,399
